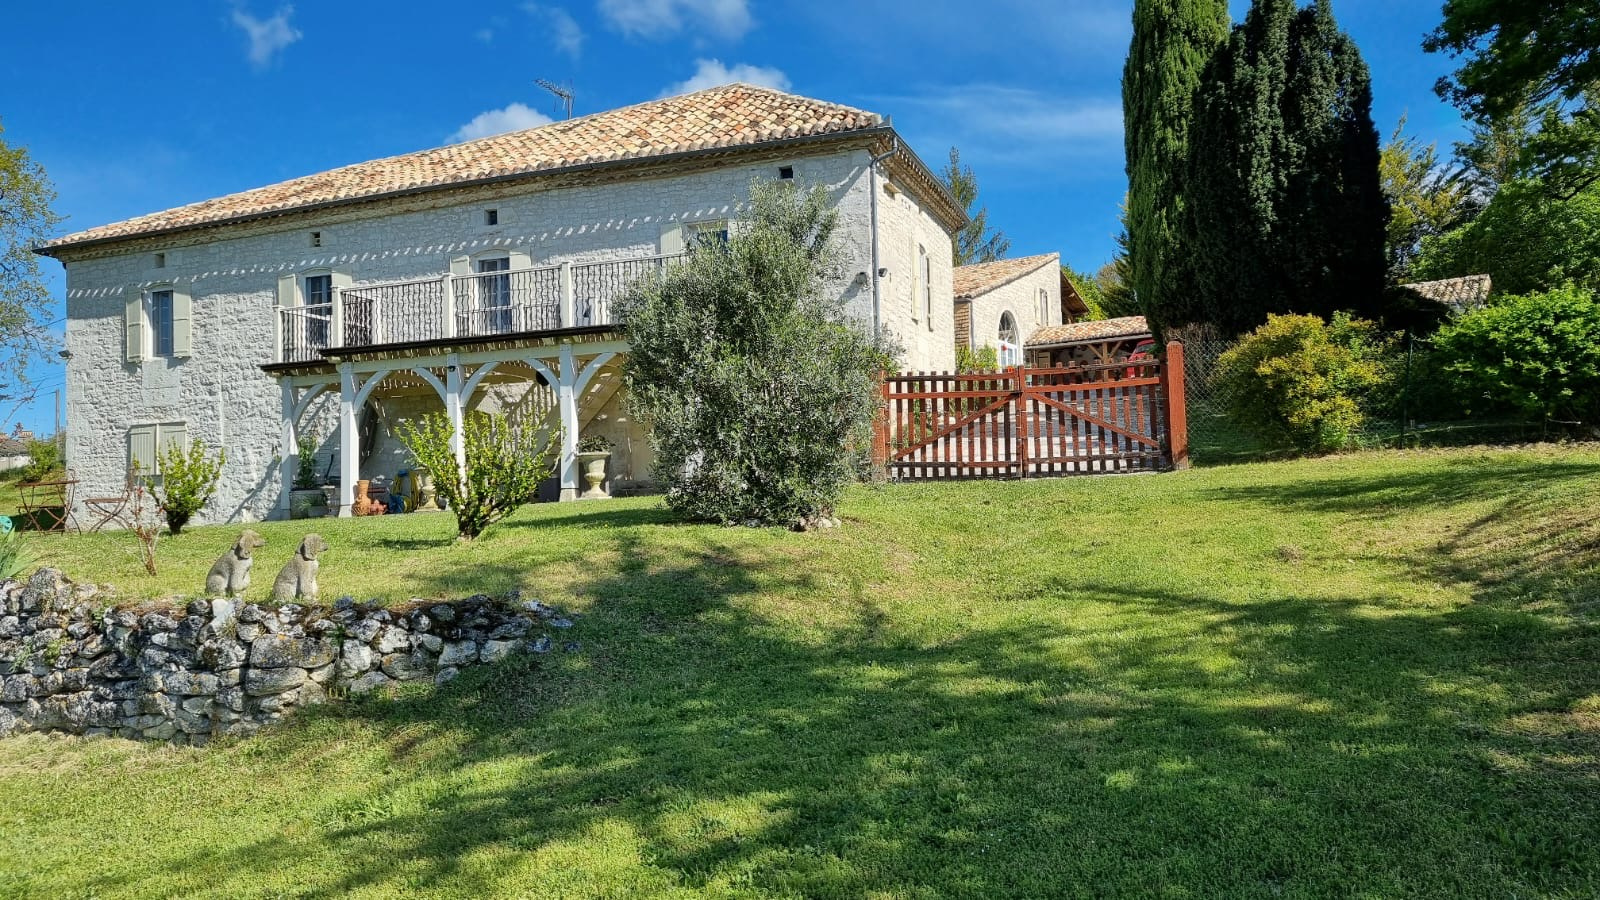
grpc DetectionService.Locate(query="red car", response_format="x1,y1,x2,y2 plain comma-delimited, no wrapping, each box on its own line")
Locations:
1124,338,1156,377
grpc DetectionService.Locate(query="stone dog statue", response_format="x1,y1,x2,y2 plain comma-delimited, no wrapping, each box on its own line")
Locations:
272,534,328,603
205,530,267,597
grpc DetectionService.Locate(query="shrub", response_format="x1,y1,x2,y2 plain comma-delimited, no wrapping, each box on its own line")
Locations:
18,438,60,483
1414,178,1600,296
956,344,999,374
146,440,226,535
294,435,319,489
1214,313,1397,453
1431,286,1600,427
0,529,34,580
617,181,895,527
396,406,561,540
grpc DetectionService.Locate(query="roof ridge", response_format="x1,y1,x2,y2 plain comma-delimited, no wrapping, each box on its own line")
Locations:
40,84,890,252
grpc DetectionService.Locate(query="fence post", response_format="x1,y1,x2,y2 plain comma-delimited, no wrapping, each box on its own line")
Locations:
1012,365,1029,478
331,285,345,348
559,262,575,328
441,273,456,339
872,372,891,480
1162,340,1190,470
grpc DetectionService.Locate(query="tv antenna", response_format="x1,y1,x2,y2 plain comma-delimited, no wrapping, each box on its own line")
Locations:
537,79,574,119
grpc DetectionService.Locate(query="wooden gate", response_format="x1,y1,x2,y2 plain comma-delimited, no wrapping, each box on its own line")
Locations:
875,341,1189,480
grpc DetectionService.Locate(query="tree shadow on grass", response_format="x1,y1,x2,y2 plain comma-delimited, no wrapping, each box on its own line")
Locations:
92,520,1600,897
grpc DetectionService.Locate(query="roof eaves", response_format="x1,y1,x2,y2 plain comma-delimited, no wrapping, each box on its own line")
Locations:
37,124,897,258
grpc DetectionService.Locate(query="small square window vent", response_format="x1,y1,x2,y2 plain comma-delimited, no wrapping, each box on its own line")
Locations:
484,209,499,226
309,231,323,248
778,166,794,180
153,252,166,269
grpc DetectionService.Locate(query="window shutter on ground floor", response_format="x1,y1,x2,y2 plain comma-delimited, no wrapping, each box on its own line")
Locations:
128,424,156,475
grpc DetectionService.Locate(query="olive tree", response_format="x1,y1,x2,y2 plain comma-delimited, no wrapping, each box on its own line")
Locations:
617,181,895,527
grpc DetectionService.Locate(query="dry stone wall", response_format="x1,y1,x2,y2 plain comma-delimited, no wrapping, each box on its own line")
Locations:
0,569,577,745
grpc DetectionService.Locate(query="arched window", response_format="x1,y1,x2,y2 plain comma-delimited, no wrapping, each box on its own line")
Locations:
998,311,1020,367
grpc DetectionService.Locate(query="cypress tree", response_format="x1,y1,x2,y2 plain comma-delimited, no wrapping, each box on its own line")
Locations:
1188,0,1388,336
1122,0,1231,332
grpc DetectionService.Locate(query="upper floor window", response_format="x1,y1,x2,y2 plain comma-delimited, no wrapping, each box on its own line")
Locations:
150,289,175,357
476,255,512,332
484,208,499,226
1039,288,1051,325
687,220,729,250
920,245,933,331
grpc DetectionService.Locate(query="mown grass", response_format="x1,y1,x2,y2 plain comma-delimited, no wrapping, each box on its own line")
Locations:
3,445,1600,897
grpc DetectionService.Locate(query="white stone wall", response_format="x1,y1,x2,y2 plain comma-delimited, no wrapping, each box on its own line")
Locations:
61,145,955,525
874,178,958,371
964,256,1062,365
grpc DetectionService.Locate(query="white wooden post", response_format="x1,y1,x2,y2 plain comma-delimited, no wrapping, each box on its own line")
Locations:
559,262,575,329
372,297,385,345
557,344,580,501
445,353,466,481
279,381,296,518
338,363,357,517
331,285,345,348
441,273,456,339
272,303,284,364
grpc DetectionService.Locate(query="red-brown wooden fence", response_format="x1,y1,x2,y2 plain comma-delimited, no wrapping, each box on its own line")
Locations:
873,340,1189,480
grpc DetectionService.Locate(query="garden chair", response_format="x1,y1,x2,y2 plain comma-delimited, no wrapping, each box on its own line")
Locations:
83,469,136,532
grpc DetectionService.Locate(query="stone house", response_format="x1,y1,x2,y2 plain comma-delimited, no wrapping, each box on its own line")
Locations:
952,253,1089,367
37,85,965,525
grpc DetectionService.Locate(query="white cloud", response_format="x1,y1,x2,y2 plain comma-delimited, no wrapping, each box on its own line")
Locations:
661,59,789,98
882,85,1123,167
599,0,751,41
448,103,556,143
523,4,584,57
231,5,302,69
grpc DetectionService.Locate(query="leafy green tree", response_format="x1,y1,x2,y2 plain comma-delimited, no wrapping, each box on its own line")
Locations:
0,121,61,392
1123,0,1231,330
1214,312,1397,452
940,147,1009,266
1097,204,1144,320
147,440,226,535
1188,0,1389,336
618,181,894,527
1381,116,1474,280
1413,178,1600,296
1431,286,1600,426
1061,264,1107,320
395,407,561,540
1425,1,1600,195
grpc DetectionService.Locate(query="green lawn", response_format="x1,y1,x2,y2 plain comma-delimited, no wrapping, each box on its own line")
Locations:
3,446,1599,897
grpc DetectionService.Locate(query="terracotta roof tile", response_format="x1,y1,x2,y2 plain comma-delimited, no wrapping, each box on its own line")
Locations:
40,84,885,252
952,253,1059,299
1026,316,1151,348
1404,274,1493,312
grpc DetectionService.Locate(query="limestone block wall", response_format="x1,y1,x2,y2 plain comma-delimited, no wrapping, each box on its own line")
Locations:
964,256,1063,364
875,177,958,372
60,148,880,525
0,569,578,745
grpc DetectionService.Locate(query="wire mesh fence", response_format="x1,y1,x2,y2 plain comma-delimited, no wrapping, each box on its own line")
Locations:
1178,334,1552,465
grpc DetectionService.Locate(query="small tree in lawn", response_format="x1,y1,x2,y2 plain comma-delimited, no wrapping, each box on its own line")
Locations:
617,180,896,527
146,439,226,535
396,404,561,540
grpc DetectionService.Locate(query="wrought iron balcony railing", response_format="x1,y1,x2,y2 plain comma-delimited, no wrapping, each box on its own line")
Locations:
275,252,684,363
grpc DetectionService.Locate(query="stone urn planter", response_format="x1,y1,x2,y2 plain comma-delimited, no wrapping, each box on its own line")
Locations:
289,488,327,519
577,451,611,499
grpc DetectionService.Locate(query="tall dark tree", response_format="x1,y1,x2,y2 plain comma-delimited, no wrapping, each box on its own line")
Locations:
1187,0,1388,336
939,147,1009,266
1426,0,1600,195
1122,0,1231,330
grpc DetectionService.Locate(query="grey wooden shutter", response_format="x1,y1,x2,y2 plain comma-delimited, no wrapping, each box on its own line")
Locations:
125,288,145,363
171,287,193,357
658,223,684,256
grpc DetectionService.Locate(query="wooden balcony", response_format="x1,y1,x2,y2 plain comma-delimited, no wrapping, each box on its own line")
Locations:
275,253,683,363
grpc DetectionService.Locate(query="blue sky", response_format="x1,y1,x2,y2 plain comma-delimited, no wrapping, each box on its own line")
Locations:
2,0,1465,433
